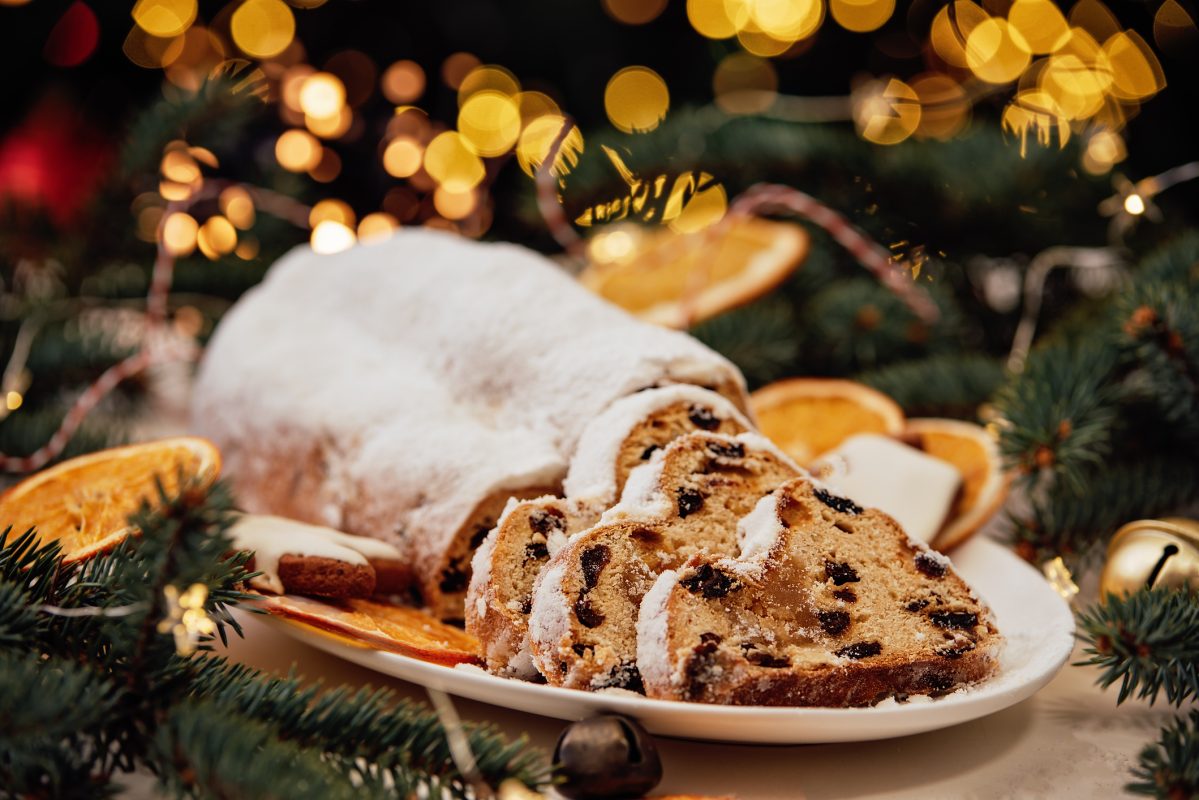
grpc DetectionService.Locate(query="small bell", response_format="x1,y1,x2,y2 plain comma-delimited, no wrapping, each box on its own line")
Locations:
1099,517,1199,598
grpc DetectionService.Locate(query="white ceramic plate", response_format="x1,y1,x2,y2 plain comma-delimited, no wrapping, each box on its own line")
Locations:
260,536,1075,744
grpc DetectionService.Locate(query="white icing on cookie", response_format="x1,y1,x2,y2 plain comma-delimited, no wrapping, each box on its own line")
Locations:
810,434,961,544
228,513,401,595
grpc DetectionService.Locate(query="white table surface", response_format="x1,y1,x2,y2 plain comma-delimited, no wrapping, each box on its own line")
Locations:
213,610,1177,800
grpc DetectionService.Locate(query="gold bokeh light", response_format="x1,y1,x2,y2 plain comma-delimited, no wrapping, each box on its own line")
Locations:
423,131,486,192
830,0,894,34
230,0,295,59
382,137,424,178
299,72,347,119
162,212,199,257
310,220,356,254
358,212,399,243
605,66,670,133
458,91,522,157
382,60,426,103
275,129,322,172
132,0,197,38
713,52,778,114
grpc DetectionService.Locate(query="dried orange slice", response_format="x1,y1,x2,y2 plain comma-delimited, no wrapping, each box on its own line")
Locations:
579,218,808,328
904,418,1011,551
751,378,906,464
0,437,221,563
256,593,482,666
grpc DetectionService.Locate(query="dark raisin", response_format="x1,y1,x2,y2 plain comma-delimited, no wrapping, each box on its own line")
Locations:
699,631,723,644
677,488,704,518
639,444,660,461
705,440,745,459
600,663,646,693
930,611,979,630
438,560,468,593
529,509,565,536
823,560,860,585
571,643,592,657
835,641,882,660
833,589,858,603
893,692,910,704
745,650,791,668
818,610,851,636
524,540,549,561
915,552,948,578
814,487,862,515
684,637,722,700
469,524,491,549
519,595,532,615
688,405,721,430
905,599,930,612
574,597,605,628
920,672,955,693
559,661,568,675
680,564,740,598
935,642,976,659
580,544,611,590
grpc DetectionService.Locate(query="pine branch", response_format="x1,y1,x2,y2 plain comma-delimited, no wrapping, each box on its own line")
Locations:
1127,709,1199,799
690,295,800,388
1009,454,1199,559
121,70,266,178
187,657,550,796
994,341,1122,494
149,700,357,800
1076,589,1199,706
1118,282,1199,441
856,353,1005,418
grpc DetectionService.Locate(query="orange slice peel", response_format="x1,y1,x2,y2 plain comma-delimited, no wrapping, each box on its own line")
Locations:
751,378,906,465
254,593,482,666
0,437,221,564
580,217,808,328
903,417,1011,551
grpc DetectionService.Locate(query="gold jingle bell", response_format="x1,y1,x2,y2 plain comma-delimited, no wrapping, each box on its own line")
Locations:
1099,517,1199,598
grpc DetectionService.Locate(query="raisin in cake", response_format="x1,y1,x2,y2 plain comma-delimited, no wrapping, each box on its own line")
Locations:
192,230,749,620
466,386,752,676
529,432,801,690
637,477,1000,706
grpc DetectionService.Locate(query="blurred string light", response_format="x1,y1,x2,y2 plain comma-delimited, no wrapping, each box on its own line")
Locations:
605,66,670,133
603,0,668,25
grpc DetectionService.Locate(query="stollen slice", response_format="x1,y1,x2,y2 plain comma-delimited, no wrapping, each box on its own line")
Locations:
637,477,1000,706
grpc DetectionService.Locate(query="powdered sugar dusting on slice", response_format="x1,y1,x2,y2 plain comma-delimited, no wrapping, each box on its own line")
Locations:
636,569,680,695
565,385,751,506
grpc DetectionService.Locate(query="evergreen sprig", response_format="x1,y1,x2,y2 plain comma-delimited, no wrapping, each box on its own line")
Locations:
856,353,1006,418
1075,589,1199,706
0,479,547,798
1127,710,1199,799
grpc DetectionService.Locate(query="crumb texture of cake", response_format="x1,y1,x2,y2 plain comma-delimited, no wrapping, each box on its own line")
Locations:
191,230,748,618
467,387,754,677
466,495,588,678
564,385,753,514
637,477,1000,706
529,431,802,690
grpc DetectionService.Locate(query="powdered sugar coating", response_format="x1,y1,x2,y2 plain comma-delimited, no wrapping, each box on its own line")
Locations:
192,230,747,595
564,385,752,511
636,568,680,694
602,431,803,525
528,558,571,677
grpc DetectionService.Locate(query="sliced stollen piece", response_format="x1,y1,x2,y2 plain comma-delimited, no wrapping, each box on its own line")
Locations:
564,385,753,516
637,477,1000,707
467,386,753,678
466,496,588,678
529,432,802,691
